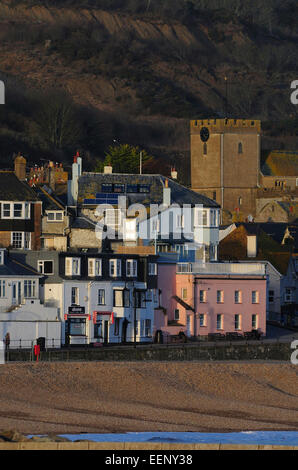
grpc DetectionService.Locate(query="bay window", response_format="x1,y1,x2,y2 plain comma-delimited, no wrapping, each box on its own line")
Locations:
24,280,36,298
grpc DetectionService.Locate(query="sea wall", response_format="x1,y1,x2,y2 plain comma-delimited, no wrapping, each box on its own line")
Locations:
5,340,293,363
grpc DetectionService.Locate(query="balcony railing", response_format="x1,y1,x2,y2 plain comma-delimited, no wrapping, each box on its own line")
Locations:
188,262,266,276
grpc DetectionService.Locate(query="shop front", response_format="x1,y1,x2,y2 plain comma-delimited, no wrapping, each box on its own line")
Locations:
65,306,90,345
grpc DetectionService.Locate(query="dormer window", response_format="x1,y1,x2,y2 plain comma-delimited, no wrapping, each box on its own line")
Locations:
126,259,137,277
65,257,81,276
88,258,102,277
47,211,63,222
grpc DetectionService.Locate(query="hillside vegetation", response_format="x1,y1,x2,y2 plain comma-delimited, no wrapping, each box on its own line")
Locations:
0,0,297,183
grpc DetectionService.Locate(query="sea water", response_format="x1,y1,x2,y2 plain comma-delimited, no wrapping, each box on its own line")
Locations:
57,431,298,446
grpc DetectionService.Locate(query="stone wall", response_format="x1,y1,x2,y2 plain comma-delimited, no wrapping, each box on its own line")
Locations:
6,340,293,363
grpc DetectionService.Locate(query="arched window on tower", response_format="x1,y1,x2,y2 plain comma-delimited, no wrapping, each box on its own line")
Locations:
203,143,207,155
238,142,243,154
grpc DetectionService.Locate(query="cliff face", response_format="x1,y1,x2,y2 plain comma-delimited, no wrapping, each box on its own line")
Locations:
0,0,297,180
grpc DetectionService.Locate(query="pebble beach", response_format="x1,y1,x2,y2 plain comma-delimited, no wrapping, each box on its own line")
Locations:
0,361,298,436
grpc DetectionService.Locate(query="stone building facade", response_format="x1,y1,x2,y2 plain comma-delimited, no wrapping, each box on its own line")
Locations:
191,118,261,224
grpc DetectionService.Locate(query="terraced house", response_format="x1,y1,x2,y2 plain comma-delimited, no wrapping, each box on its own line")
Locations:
0,170,42,251
12,249,158,346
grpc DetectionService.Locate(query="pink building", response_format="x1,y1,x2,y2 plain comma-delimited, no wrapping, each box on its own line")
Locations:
155,261,267,339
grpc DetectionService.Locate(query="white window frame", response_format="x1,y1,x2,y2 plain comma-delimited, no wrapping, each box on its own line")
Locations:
38,260,54,275
143,319,152,337
11,232,31,250
0,250,4,265
234,314,241,331
195,208,208,227
1,202,30,220
234,290,242,304
252,290,259,304
46,211,64,222
0,280,6,298
199,290,207,303
71,286,79,305
176,214,184,229
126,259,137,277
252,314,258,330
24,280,37,299
88,258,102,277
151,218,160,234
149,263,157,275
98,289,105,305
177,263,192,273
217,290,224,303
65,257,81,276
216,314,223,330
109,259,121,277
199,314,206,327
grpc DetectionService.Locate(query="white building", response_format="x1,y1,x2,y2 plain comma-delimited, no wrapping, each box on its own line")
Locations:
15,250,159,346
0,249,60,348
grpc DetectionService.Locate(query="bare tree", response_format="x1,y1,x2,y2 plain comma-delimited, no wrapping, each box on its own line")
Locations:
38,92,82,150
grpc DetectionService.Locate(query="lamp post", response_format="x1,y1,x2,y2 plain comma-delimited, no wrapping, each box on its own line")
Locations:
224,76,228,118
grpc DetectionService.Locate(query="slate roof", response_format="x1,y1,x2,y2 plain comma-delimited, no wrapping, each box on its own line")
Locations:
77,173,220,208
33,186,66,211
0,172,40,202
235,222,298,251
0,252,41,277
71,216,97,230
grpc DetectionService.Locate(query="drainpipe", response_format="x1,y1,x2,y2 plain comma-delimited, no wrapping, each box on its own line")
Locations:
193,278,198,337
133,287,137,349
220,133,224,223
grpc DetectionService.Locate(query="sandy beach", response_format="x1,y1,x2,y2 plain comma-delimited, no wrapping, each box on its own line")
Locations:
0,361,297,435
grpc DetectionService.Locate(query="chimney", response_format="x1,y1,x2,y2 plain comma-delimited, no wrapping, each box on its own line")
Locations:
14,153,27,181
171,167,177,180
163,178,171,206
68,152,82,205
104,164,113,174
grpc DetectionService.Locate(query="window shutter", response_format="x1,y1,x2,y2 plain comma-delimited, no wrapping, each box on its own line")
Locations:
95,259,102,276
65,258,72,276
88,259,95,277
117,259,121,276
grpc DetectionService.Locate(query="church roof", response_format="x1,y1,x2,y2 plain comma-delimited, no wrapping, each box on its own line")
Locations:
262,151,298,176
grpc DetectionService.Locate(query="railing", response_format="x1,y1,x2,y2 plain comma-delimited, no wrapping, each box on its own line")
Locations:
191,262,266,275
3,329,296,353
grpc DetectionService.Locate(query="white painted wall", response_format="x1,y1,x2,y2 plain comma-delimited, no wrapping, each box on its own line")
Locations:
0,300,60,348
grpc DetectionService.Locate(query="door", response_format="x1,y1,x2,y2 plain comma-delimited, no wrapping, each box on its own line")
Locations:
12,281,21,305
103,320,109,345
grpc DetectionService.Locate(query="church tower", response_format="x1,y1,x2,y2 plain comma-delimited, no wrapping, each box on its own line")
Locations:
190,118,261,223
